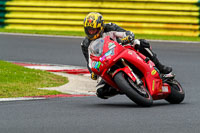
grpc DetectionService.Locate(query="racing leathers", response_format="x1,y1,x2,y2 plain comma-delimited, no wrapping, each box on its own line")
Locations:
81,23,172,99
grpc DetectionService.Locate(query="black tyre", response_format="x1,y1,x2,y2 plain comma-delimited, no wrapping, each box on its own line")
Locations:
114,72,153,107
165,79,185,104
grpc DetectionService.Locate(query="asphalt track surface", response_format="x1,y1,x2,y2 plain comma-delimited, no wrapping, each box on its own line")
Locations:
0,34,200,133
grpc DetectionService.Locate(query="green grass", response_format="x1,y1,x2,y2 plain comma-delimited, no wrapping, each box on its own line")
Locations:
0,60,68,98
0,28,200,42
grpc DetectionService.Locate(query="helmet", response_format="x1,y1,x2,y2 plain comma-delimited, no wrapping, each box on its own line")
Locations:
83,12,104,40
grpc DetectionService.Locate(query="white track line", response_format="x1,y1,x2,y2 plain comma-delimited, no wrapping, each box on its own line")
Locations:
0,97,46,102
11,61,87,69
0,32,199,44
25,66,86,71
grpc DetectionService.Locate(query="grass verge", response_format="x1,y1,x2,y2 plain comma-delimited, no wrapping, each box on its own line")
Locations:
0,28,200,42
0,60,68,98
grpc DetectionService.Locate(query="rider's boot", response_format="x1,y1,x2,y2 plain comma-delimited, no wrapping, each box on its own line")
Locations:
96,79,121,99
151,53,172,74
96,87,120,99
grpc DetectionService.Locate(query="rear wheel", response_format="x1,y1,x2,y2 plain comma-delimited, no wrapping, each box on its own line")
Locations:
114,72,153,107
165,79,185,104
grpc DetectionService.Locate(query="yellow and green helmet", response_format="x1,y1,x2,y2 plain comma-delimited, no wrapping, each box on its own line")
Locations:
84,12,104,40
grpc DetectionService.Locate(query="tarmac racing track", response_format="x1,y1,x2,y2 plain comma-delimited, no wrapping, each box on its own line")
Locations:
0,33,200,133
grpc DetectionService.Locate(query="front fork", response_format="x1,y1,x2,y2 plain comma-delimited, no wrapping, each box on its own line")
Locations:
110,59,142,86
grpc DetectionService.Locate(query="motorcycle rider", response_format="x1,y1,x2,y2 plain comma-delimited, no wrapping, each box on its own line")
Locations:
81,12,172,99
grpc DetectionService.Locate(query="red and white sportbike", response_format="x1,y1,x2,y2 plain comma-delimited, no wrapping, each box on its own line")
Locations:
89,36,185,107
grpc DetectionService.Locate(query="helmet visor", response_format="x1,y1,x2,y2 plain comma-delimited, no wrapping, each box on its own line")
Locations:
87,27,100,35
88,28,98,35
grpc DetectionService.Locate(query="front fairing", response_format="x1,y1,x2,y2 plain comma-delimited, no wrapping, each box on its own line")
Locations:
89,36,124,75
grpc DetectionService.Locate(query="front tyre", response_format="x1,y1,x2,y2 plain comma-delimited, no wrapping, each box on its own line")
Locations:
165,79,185,104
114,72,153,107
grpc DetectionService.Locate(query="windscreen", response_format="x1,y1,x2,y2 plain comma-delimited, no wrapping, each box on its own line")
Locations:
89,38,104,57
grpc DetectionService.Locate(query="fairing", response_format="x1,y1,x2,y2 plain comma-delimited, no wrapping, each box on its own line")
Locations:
89,36,171,100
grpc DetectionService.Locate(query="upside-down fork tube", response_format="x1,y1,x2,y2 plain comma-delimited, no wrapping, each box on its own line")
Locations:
111,59,141,86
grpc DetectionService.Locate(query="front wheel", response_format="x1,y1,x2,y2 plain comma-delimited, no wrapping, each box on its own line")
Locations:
165,79,185,104
114,72,153,107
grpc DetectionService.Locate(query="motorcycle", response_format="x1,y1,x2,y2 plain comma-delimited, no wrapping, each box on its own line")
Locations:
89,36,185,107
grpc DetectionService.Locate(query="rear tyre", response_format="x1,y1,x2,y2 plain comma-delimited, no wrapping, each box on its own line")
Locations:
114,72,153,107
165,79,185,104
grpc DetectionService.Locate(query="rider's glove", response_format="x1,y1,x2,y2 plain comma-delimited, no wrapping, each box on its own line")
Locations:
121,35,135,45
128,35,134,44
91,72,97,80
